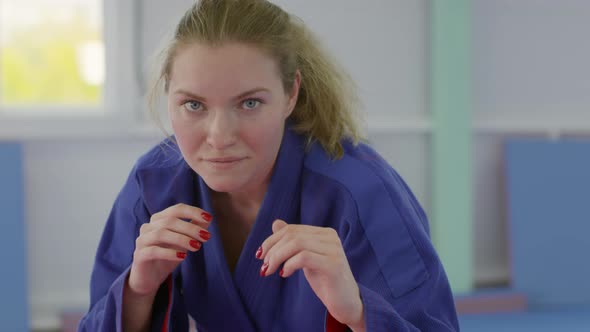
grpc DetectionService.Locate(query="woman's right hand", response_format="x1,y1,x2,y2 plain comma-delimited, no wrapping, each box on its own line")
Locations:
127,203,213,296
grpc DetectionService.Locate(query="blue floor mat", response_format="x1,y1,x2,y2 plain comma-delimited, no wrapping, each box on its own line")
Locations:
459,308,590,332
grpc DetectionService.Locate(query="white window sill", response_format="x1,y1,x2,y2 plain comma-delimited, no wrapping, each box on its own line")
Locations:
473,112,590,137
0,116,166,141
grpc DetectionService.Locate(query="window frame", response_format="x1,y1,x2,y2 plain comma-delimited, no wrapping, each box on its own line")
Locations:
0,0,153,140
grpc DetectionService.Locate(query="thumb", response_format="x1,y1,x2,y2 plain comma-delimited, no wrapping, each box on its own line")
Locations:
272,219,288,233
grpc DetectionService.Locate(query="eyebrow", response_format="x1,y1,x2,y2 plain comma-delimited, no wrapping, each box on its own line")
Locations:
173,87,271,101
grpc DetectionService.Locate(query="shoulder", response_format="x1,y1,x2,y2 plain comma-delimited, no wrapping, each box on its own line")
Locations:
131,137,190,189
303,140,427,231
304,140,394,187
119,138,193,214
303,140,433,297
122,137,187,192
134,137,185,172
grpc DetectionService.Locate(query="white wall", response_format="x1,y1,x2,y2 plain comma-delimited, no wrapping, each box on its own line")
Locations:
24,138,160,328
473,0,590,117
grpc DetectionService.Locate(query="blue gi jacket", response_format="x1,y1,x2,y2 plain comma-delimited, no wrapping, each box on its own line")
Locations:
79,126,459,331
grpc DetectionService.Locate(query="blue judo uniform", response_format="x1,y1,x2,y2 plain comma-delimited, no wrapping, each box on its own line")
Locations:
79,126,459,331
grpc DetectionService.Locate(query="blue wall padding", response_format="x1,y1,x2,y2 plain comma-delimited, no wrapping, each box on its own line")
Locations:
0,143,28,331
505,139,590,308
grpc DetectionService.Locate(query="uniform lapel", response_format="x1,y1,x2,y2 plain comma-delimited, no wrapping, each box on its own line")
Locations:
231,128,306,330
193,176,258,331
137,146,257,331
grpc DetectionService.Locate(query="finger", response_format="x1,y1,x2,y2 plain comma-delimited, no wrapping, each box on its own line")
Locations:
257,224,335,260
149,217,212,243
271,219,288,233
256,221,290,260
135,246,188,263
262,235,337,276
154,203,213,227
136,227,203,252
271,220,324,235
280,250,333,278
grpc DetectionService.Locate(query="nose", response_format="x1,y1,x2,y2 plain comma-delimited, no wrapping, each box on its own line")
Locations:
206,110,237,150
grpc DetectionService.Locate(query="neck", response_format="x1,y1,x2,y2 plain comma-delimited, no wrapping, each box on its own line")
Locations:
216,189,265,212
211,181,268,228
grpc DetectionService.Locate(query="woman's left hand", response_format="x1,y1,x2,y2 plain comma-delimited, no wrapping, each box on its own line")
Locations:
256,219,366,332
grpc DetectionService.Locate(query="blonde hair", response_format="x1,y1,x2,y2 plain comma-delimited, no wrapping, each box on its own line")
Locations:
150,0,365,158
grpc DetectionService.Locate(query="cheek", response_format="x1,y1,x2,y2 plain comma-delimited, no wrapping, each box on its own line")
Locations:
246,119,285,159
170,115,203,154
168,106,183,135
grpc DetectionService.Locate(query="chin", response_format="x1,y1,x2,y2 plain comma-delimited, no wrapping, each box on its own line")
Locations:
201,176,244,193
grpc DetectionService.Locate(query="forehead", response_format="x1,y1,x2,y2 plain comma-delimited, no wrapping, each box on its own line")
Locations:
169,42,283,93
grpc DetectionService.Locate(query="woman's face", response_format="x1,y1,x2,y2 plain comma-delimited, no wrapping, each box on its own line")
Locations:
167,42,299,195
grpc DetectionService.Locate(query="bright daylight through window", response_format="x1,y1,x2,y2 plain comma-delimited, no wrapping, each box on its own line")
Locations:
0,0,104,113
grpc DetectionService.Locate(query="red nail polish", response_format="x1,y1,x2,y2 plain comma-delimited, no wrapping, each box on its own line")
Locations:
177,252,186,259
260,262,269,277
201,212,213,222
190,240,201,249
199,230,211,241
255,246,263,259
279,268,284,277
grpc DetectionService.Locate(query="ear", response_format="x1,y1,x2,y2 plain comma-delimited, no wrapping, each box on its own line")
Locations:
284,70,301,118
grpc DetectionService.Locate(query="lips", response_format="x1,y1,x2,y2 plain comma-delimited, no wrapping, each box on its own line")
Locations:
205,157,245,163
202,157,247,170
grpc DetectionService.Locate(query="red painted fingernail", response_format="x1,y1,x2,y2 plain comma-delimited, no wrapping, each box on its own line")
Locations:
199,230,211,241
279,268,284,277
255,246,263,259
201,212,213,222
260,262,269,277
190,240,201,249
177,252,186,259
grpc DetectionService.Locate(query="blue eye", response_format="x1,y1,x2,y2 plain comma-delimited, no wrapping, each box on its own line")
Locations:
242,99,261,110
183,100,203,112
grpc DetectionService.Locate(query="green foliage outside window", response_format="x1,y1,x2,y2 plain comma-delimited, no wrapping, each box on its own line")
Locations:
1,16,102,106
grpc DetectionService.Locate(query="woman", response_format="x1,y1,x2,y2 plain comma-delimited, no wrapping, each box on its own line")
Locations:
79,0,459,331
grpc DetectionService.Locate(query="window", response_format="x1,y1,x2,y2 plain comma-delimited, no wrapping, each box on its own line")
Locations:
0,0,104,113
0,0,142,139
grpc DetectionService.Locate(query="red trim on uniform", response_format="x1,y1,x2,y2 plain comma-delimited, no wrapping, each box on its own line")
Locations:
325,312,348,332
161,276,173,332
